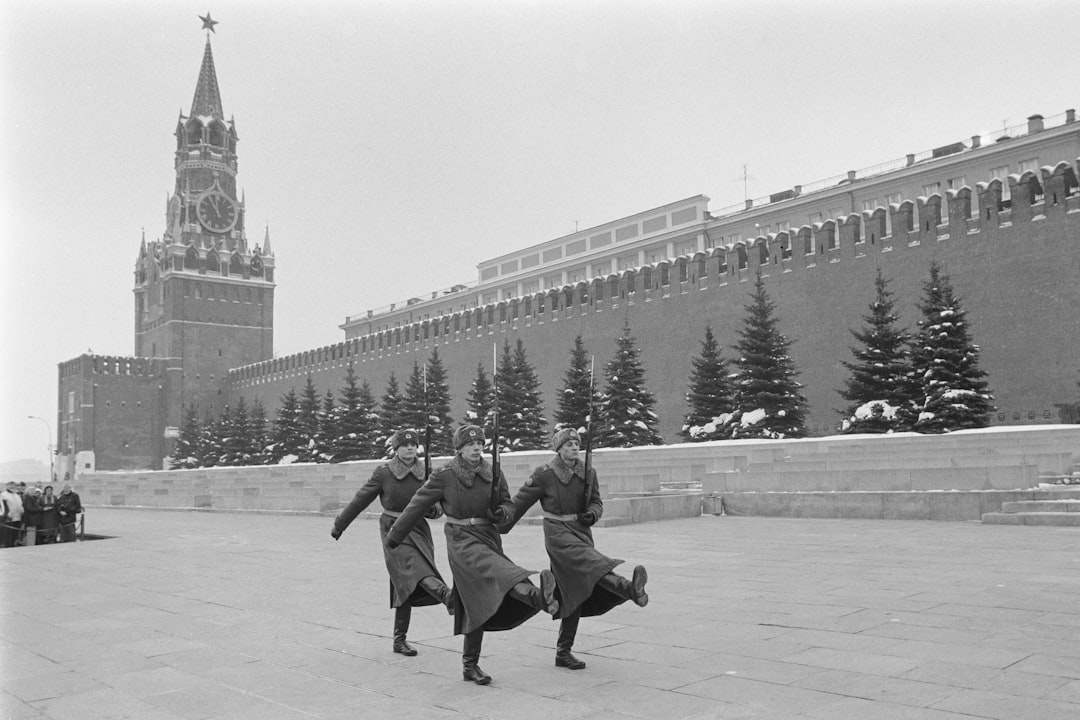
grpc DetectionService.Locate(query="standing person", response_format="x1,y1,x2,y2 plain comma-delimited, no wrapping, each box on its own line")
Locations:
508,427,649,670
21,486,42,547
387,425,559,685
1,481,24,548
56,485,83,543
331,429,454,657
39,486,59,544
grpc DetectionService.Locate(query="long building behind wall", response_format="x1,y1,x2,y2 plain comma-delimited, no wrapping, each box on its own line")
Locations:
233,112,1080,442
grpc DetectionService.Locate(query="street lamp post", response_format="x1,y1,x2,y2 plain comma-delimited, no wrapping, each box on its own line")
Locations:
28,415,54,483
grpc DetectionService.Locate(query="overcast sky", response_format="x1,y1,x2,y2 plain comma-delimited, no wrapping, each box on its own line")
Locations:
1,0,1077,466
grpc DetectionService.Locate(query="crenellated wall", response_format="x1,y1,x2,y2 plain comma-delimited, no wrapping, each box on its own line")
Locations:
230,161,1080,440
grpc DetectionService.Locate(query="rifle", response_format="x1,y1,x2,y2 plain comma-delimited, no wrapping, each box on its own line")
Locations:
582,355,595,513
422,364,431,482
489,343,501,513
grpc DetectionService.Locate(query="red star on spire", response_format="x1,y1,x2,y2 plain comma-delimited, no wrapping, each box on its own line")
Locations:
199,12,218,33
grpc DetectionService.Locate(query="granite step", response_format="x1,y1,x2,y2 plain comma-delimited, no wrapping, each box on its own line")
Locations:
1000,500,1080,513
981,511,1080,526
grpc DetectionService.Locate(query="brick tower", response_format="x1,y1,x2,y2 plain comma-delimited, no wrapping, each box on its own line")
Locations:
133,35,275,421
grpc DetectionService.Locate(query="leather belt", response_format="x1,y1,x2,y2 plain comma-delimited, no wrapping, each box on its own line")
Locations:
542,512,578,522
381,509,402,518
444,515,492,526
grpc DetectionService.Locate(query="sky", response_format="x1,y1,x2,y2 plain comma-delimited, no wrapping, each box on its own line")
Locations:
1,0,1077,467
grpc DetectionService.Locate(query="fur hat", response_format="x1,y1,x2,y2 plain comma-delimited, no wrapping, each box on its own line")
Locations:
391,429,419,450
454,425,485,449
551,426,581,452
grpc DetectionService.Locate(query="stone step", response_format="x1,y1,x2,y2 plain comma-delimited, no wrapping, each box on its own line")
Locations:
1000,500,1080,513
981,511,1080,526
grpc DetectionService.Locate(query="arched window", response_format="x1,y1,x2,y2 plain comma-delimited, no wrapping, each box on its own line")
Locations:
208,122,225,148
186,120,202,145
185,246,200,270
250,255,263,277
206,249,220,273
229,254,242,276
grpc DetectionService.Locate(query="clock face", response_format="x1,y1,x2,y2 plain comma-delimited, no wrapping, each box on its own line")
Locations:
196,192,238,234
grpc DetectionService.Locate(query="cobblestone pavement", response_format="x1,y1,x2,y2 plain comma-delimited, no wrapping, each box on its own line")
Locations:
2,509,1079,719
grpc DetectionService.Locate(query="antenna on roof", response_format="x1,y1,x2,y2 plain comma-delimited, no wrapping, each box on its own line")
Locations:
733,163,755,202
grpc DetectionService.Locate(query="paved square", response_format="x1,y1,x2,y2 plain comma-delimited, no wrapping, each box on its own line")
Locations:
2,510,1078,719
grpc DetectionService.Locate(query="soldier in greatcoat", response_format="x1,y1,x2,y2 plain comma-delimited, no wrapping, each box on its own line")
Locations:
387,424,559,685
332,429,454,657
507,427,649,670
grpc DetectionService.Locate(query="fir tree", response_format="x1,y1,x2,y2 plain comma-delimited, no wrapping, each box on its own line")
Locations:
266,388,304,464
219,397,253,466
463,362,494,428
424,348,455,457
491,341,516,452
554,335,602,440
400,361,428,436
595,322,664,448
681,324,735,442
171,404,202,469
839,269,917,433
248,399,270,464
910,262,994,433
315,389,336,462
507,338,547,449
378,373,405,455
296,376,322,462
200,407,224,467
727,273,807,439
331,364,379,462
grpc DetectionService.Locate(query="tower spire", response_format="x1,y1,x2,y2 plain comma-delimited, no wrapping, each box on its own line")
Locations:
190,37,224,119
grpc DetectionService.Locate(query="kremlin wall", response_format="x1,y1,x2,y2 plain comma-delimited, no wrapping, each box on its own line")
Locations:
230,163,1080,442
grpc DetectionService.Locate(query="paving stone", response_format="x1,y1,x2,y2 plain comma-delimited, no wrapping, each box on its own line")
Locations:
2,510,1078,720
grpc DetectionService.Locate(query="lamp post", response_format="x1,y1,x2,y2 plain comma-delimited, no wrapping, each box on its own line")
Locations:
28,415,54,483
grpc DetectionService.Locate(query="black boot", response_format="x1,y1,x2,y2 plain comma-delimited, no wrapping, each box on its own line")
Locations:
555,612,585,670
598,566,649,608
462,629,491,684
420,576,455,616
510,571,560,616
392,605,417,656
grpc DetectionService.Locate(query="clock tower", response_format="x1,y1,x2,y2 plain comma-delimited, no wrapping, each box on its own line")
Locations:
133,34,275,419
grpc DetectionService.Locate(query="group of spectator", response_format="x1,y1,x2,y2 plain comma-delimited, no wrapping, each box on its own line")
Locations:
0,481,83,547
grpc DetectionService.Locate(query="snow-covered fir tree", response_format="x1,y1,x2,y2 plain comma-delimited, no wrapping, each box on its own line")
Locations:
314,390,337,462
424,348,455,457
490,341,516,452
248,399,270,464
463,362,494,430
839,269,918,433
726,273,807,439
378,373,405,455
330,364,380,462
199,407,224,467
293,376,322,462
400,361,428,434
910,262,994,433
501,338,547,450
218,397,254,466
266,388,304,464
554,335,602,440
681,324,735,442
170,404,202,469
595,322,664,448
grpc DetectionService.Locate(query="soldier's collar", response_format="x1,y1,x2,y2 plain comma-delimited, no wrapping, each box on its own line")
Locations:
388,456,426,481
550,455,584,485
449,455,493,487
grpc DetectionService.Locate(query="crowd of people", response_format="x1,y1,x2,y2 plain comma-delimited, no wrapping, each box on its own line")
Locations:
333,424,649,685
0,481,83,548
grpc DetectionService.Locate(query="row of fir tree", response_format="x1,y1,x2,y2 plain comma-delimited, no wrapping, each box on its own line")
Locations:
171,261,994,469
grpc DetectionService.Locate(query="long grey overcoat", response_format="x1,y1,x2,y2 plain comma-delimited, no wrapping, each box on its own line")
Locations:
334,457,445,609
388,456,538,635
510,455,624,619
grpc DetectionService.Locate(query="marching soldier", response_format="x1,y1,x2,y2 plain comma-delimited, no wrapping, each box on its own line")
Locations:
508,426,648,670
331,429,454,657
387,424,559,685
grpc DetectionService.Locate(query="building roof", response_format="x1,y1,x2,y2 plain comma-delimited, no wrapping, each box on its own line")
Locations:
190,38,224,120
